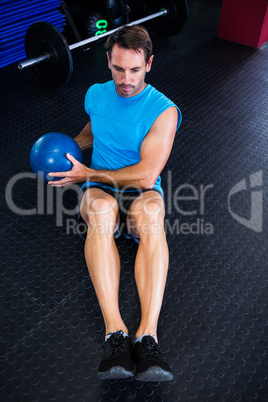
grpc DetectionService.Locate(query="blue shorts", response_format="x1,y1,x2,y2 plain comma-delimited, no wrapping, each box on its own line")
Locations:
77,185,164,242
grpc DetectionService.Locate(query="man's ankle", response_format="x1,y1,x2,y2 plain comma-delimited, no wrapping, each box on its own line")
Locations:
135,332,158,343
105,329,129,341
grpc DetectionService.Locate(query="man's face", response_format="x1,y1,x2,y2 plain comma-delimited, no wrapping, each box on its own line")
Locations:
107,44,153,98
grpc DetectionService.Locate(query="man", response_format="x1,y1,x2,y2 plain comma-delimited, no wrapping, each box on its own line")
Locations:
49,25,182,382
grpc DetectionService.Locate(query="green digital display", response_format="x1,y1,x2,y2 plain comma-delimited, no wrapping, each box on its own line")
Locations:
95,20,108,36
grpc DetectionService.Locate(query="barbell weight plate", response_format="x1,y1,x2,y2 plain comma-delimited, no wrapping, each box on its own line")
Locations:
149,0,188,36
25,22,73,87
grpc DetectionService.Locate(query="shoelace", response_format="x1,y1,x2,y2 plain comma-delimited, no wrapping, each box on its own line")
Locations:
142,337,166,358
106,331,128,353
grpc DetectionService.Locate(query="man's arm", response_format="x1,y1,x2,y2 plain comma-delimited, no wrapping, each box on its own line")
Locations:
74,120,94,150
49,107,178,187
87,106,178,188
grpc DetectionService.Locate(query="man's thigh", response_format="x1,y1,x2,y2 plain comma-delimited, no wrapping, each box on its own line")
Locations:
126,190,165,238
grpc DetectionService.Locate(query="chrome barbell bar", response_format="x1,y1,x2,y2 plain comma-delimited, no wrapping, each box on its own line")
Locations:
18,9,167,70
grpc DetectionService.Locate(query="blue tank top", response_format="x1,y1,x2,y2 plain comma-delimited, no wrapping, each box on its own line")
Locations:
82,80,182,194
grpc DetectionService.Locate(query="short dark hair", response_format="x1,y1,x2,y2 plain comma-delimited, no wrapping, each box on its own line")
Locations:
105,25,153,64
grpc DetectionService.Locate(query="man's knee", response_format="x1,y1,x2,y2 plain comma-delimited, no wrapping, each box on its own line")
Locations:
134,198,164,223
128,195,165,237
90,197,115,214
81,194,118,226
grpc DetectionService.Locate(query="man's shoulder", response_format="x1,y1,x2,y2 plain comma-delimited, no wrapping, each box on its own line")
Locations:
145,85,177,111
84,81,113,114
145,85,182,130
147,85,171,102
86,80,113,96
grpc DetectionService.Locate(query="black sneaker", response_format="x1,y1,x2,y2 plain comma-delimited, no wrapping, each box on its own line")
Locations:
132,336,174,382
98,331,135,380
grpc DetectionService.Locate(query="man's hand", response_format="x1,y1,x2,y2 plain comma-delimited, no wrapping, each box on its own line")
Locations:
48,153,90,187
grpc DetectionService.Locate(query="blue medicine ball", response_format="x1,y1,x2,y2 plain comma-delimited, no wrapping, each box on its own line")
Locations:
30,132,82,182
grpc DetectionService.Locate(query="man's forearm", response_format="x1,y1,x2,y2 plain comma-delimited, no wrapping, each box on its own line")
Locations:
74,122,93,150
86,162,156,190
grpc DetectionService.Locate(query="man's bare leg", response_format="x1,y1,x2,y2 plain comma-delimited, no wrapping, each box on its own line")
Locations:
127,191,169,342
80,188,128,339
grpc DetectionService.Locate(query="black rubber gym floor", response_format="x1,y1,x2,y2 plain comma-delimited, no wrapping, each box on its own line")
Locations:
0,0,267,400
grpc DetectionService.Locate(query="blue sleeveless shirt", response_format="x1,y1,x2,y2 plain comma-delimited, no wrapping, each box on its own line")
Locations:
82,80,182,194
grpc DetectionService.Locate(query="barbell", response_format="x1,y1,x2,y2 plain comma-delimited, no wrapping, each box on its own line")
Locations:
17,0,188,87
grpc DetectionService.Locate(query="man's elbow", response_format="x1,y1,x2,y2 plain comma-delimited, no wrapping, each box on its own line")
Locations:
140,175,158,190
